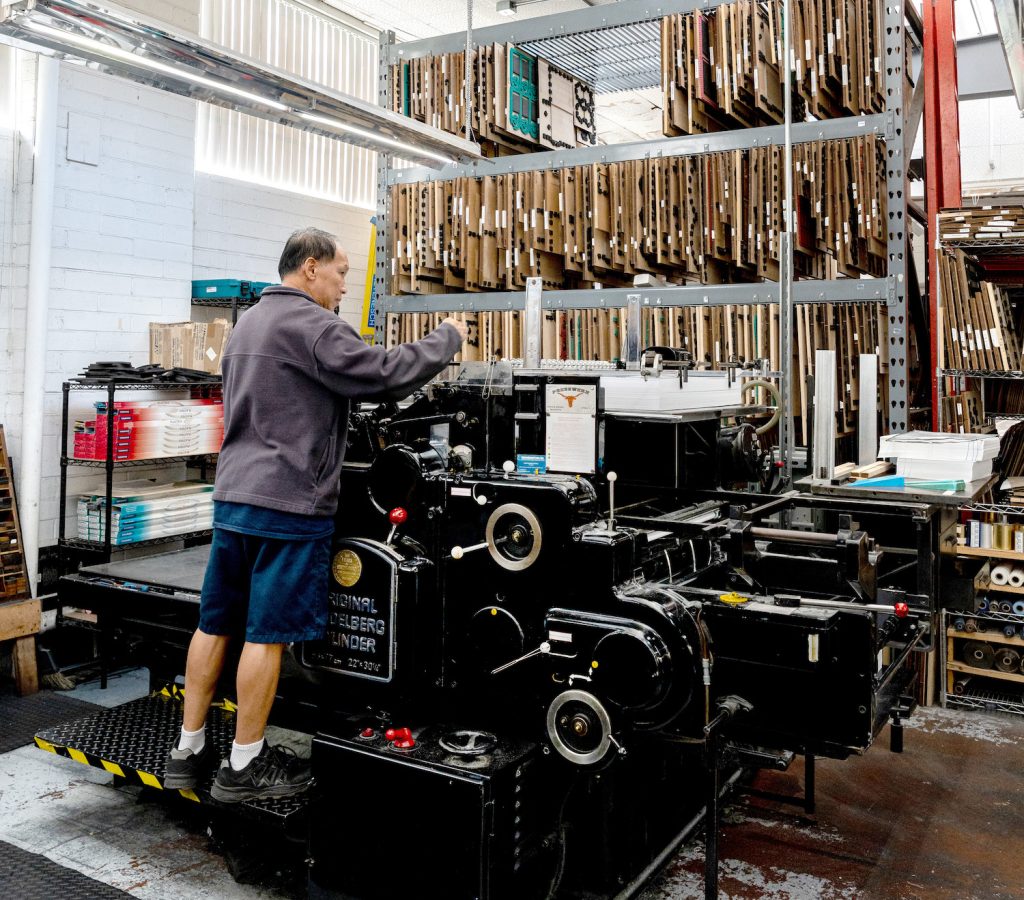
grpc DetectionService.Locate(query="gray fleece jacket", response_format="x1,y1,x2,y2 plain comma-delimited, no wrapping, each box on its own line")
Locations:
212,286,462,516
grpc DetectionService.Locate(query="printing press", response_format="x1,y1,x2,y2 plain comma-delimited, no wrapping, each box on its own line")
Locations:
48,356,939,900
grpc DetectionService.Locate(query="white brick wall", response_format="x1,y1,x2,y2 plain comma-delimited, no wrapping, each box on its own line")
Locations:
193,173,373,330
37,63,199,547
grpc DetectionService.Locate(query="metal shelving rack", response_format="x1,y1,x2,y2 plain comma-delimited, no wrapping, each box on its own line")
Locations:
191,297,256,323
942,608,1024,717
58,380,221,568
372,0,916,444
936,233,1024,427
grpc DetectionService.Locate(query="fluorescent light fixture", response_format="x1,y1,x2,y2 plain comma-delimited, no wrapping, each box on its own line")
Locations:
0,0,481,169
21,19,291,112
297,111,454,166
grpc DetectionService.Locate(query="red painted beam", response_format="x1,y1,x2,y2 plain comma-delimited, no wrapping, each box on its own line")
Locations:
925,0,962,430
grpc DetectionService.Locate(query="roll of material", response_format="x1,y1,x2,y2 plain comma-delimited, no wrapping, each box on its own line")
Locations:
953,617,967,632
962,640,995,669
1008,568,1024,588
995,524,1014,551
995,647,1021,674
1003,624,1018,639
977,598,990,612
1012,600,1024,616
991,565,1012,586
980,523,994,548
1000,601,1015,614
964,617,979,633
953,676,971,696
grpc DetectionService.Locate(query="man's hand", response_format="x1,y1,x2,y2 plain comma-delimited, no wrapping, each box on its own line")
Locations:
441,317,469,342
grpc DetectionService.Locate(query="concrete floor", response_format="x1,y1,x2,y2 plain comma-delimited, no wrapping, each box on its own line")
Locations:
1,672,1023,900
642,706,1024,900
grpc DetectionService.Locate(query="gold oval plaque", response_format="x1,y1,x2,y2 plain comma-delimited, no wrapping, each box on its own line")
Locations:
333,549,362,587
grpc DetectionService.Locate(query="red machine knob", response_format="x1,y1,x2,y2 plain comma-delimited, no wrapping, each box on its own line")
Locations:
389,507,408,525
894,602,909,618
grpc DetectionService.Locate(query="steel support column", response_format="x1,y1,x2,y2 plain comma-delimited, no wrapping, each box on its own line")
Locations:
374,31,395,346
884,0,910,433
923,0,962,429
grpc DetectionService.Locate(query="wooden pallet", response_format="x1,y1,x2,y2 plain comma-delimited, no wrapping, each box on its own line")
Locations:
0,426,36,695
0,426,29,602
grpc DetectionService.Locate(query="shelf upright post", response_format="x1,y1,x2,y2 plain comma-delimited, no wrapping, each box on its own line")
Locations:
59,383,69,543
883,0,910,434
374,31,396,347
778,0,795,484
104,381,115,557
938,608,947,706
624,294,642,369
524,277,543,368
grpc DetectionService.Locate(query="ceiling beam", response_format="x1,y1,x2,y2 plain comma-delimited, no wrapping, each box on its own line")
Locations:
911,33,1014,101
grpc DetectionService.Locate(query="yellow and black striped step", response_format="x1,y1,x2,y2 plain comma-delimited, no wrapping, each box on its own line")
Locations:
34,688,309,823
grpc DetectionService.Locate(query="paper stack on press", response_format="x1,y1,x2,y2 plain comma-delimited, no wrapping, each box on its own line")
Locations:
877,431,1000,483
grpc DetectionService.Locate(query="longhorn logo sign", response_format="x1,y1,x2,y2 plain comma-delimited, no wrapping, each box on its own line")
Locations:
555,389,586,409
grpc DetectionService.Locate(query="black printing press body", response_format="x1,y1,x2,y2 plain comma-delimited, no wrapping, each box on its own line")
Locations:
53,359,940,900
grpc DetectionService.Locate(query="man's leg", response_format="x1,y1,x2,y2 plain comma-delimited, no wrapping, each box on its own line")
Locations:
182,629,232,732
233,641,284,745
164,629,230,789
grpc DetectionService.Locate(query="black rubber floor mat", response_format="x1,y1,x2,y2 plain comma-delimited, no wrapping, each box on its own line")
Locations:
0,839,132,898
0,691,99,754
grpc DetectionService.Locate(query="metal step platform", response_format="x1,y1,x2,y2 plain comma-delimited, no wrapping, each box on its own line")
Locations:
33,688,312,826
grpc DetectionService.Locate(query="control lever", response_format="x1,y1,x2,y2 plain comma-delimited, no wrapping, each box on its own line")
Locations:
450,535,508,560
386,507,407,545
491,641,551,675
774,594,912,618
606,471,617,533
450,541,486,560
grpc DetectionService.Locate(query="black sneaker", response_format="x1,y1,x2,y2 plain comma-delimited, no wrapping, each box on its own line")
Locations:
163,739,215,790
210,743,314,803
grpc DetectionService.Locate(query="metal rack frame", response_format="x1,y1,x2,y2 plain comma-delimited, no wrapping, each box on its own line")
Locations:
934,233,1024,427
373,0,912,435
58,380,221,566
942,608,1024,715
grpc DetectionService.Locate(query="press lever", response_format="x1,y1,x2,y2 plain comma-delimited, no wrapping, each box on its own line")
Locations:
491,641,551,675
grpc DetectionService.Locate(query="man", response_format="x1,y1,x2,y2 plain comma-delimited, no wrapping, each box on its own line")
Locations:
164,227,467,802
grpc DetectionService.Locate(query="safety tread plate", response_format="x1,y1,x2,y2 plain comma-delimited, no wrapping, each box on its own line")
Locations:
34,690,311,823
0,837,132,898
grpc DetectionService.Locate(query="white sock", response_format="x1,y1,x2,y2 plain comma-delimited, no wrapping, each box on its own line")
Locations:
230,737,265,771
177,724,205,754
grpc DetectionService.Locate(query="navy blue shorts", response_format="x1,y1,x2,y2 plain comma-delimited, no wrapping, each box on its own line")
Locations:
198,503,333,644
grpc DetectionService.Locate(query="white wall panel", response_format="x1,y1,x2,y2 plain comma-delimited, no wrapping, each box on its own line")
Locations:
196,0,377,208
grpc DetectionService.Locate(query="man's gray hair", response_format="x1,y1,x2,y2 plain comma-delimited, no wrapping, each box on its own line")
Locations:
278,227,339,279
